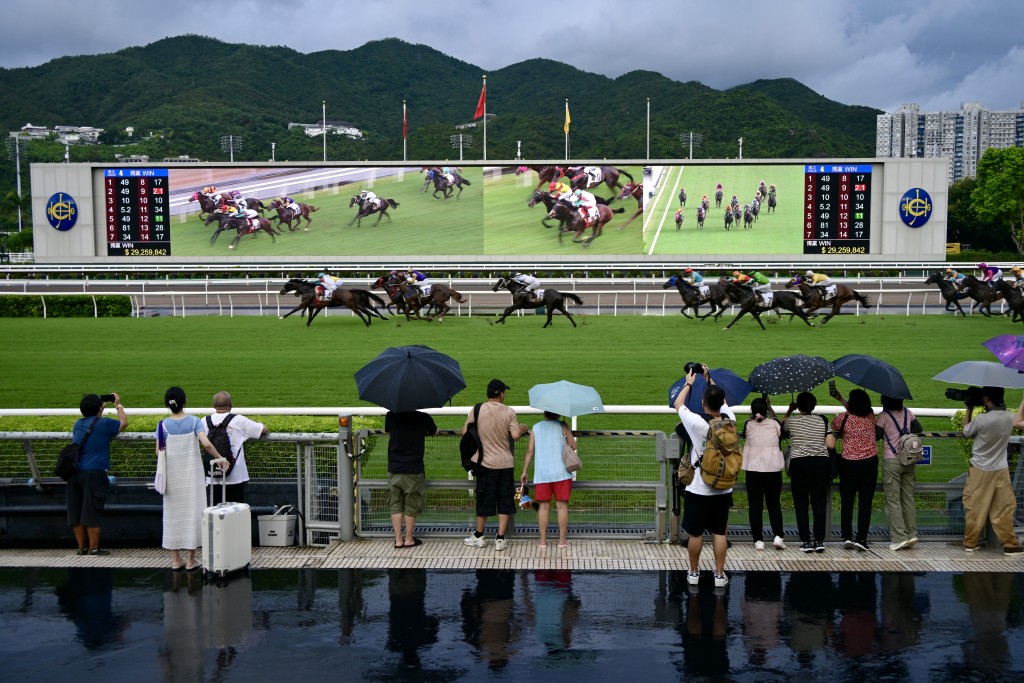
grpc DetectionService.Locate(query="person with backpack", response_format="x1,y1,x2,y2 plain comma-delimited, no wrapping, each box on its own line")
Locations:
672,363,737,589
742,396,786,551
831,389,879,552
876,395,923,551
206,391,268,504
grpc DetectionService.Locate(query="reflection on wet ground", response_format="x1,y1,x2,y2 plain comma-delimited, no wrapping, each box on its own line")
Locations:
0,568,1021,682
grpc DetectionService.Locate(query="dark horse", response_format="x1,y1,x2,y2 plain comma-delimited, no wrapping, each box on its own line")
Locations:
715,188,723,208
568,166,634,197
767,189,777,213
348,195,399,227
278,279,390,327
960,275,1003,317
547,202,622,246
372,272,415,319
428,168,472,199
723,283,814,331
267,199,318,232
396,279,467,322
997,279,1024,323
678,188,687,207
492,277,583,328
662,274,733,320
924,272,968,316
204,212,278,249
188,191,233,219
786,276,871,324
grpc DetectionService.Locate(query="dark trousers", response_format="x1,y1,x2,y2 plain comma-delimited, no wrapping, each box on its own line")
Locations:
208,481,247,505
789,456,831,543
839,456,878,542
745,470,784,542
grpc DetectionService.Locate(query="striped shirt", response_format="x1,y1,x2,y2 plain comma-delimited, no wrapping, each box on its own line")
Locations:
781,412,830,458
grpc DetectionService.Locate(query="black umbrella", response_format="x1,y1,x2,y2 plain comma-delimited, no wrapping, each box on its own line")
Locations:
832,354,912,399
748,355,834,395
354,345,466,412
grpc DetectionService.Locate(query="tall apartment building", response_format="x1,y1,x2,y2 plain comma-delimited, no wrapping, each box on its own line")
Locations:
876,102,1024,183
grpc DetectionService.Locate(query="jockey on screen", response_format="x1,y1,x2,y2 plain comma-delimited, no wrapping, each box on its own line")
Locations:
569,188,599,226
548,181,573,201
280,196,300,216
359,189,378,208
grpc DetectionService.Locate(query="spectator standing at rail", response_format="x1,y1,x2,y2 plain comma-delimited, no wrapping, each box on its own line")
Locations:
520,411,577,549
206,391,268,505
68,393,127,556
962,387,1022,555
673,364,735,588
462,380,530,551
741,396,786,551
782,392,834,553
831,389,879,552
385,409,437,548
877,395,923,551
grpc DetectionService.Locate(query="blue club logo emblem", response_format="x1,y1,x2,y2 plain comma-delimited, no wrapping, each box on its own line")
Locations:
899,188,932,228
46,192,78,231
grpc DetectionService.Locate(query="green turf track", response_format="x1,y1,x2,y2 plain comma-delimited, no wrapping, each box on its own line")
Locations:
483,166,645,255
646,163,804,256
170,168,485,257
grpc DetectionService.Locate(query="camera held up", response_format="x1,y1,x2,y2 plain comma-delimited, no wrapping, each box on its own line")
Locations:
945,386,984,407
684,362,706,377
98,394,116,403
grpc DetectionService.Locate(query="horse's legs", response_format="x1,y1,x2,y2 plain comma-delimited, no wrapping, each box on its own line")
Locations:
819,301,842,324
229,231,243,250
210,226,224,246
554,302,577,327
494,303,521,324
543,304,556,328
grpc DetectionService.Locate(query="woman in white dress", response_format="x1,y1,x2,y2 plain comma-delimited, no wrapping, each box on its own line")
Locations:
157,387,226,571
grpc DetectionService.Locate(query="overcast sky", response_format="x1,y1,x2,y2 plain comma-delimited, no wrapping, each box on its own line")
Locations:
4,0,1022,113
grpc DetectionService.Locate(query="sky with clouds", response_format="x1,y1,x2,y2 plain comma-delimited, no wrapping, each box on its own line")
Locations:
4,0,1022,113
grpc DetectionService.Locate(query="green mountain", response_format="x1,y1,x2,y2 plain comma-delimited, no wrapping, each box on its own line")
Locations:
0,35,880,201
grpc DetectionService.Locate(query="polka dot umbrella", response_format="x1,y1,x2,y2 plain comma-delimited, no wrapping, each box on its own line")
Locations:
748,354,834,395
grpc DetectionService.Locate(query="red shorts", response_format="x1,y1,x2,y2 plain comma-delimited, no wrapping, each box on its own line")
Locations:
534,479,572,502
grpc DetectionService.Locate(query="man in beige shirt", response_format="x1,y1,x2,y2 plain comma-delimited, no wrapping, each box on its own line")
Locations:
462,379,530,550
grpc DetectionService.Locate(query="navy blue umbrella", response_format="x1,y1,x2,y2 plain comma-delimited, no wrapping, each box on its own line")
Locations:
354,345,466,412
668,368,753,415
832,353,912,399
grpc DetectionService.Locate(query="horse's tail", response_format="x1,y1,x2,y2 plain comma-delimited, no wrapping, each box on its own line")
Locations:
855,291,871,308
617,168,635,182
308,205,320,213
387,199,400,208
611,207,625,214
451,289,467,304
364,290,390,309
461,178,472,186
563,292,584,306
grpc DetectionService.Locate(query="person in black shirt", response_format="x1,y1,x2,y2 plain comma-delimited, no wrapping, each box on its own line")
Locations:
384,411,438,548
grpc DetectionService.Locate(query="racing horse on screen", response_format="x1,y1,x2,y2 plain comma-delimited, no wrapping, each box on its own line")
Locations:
268,199,318,232
348,195,400,227
491,277,583,328
567,166,634,197
204,211,279,250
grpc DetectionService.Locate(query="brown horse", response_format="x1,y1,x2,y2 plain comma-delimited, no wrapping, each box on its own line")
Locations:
267,199,318,232
516,165,570,193
547,202,620,246
396,280,466,322
348,195,399,227
618,182,644,227
188,191,230,219
205,212,278,249
568,166,634,197
278,279,389,327
372,272,415,319
786,276,871,324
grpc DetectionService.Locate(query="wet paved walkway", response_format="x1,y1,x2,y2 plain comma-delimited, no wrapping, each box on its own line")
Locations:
2,538,1021,572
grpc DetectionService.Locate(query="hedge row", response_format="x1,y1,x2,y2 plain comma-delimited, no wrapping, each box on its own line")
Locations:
0,295,132,317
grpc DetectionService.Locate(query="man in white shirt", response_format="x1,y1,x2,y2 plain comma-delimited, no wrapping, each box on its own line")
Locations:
672,364,736,589
207,391,269,504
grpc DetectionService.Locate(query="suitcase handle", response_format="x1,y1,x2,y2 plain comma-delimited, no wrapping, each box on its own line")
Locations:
208,459,228,507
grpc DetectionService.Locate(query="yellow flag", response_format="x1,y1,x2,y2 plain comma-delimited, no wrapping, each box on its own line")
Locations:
564,100,571,135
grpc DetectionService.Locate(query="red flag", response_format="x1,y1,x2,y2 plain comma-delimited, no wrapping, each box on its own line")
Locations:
473,80,486,120
402,102,407,139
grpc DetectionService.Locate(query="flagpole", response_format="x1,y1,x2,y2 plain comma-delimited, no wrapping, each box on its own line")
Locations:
322,100,327,162
403,99,407,162
646,98,650,160
482,75,487,161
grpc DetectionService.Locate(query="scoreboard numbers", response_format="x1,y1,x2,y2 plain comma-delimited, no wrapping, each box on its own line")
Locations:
103,169,171,256
803,164,872,255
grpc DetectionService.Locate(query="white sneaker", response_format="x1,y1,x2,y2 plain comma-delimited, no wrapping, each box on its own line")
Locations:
464,533,485,548
905,537,918,548
754,540,765,551
713,573,729,588
773,536,785,550
686,571,700,586
494,538,508,551
889,539,910,551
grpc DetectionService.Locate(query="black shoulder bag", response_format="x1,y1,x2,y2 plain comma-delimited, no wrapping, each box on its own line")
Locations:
55,416,101,481
459,404,485,474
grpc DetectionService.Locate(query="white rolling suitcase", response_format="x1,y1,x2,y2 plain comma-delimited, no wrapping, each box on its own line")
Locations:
202,465,251,577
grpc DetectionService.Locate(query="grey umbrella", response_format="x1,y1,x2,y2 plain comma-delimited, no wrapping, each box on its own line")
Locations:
932,361,1024,389
748,354,834,395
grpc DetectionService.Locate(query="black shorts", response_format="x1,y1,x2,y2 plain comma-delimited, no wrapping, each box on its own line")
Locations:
66,469,110,527
682,491,733,537
475,467,515,517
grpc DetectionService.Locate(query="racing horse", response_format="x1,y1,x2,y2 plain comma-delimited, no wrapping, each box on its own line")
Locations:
786,276,871,324
743,205,754,229
618,182,644,227
492,276,584,328
722,283,814,331
372,272,414,319
674,209,684,230
428,167,472,199
662,274,733,320
767,189,777,213
723,208,734,230
529,190,613,230
959,275,1003,317
396,279,467,322
204,212,278,249
568,166,634,197
546,201,621,246
997,279,1024,323
696,205,706,229
278,279,390,327
348,195,400,227
516,165,569,193
924,271,968,316
715,187,723,208
188,191,232,219
678,188,686,207
267,199,318,232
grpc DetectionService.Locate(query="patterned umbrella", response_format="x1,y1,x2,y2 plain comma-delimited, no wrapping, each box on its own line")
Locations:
982,334,1024,372
748,355,834,395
